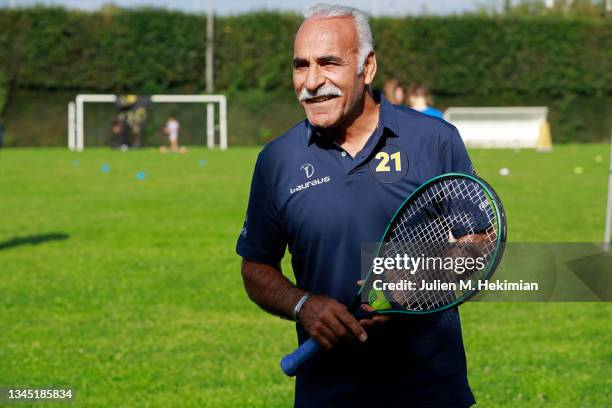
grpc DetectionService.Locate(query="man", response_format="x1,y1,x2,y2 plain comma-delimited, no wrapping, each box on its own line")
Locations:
237,4,475,407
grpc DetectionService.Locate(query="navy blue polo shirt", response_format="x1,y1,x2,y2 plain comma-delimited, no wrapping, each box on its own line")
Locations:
237,96,476,408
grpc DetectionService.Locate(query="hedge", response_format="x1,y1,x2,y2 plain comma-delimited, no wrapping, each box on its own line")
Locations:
0,7,610,145
372,16,611,98
0,7,610,98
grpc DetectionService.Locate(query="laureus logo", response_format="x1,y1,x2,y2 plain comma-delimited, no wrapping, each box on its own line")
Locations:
300,163,314,178
290,163,331,194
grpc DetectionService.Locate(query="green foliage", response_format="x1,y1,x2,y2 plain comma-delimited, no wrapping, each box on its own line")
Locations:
216,12,300,93
372,15,611,98
0,7,206,93
0,7,610,144
0,8,609,98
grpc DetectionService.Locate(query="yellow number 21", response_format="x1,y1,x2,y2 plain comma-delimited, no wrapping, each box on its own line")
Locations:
375,152,401,172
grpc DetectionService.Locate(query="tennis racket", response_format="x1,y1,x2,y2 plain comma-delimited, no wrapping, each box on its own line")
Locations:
280,172,507,376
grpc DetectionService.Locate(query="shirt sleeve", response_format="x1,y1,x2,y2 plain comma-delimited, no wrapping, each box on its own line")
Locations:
236,153,287,269
441,126,475,175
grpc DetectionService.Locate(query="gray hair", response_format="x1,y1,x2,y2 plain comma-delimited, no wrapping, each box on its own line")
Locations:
303,3,374,75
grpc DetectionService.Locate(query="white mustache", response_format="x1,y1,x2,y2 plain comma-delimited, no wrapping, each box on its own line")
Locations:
299,84,343,102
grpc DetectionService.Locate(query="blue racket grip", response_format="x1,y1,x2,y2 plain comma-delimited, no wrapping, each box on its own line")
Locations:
280,338,321,376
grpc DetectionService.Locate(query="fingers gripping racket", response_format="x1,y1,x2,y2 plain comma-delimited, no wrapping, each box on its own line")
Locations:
280,173,507,376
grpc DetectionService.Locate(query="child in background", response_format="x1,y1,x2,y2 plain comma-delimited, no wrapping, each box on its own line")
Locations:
407,83,444,119
383,78,405,105
160,116,187,154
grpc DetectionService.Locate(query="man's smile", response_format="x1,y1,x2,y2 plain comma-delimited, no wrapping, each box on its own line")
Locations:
304,95,339,104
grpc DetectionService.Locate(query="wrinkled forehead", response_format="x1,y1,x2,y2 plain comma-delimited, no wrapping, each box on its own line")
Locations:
293,16,358,60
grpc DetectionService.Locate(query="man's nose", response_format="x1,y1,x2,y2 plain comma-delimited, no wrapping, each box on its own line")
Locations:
304,64,325,92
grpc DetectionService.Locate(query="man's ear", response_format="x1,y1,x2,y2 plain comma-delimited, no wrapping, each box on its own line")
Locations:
363,52,377,86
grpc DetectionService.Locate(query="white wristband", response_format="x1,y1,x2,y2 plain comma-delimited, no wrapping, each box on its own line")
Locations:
293,293,311,323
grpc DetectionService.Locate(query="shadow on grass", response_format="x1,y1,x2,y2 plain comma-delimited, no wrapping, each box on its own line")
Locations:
0,233,69,251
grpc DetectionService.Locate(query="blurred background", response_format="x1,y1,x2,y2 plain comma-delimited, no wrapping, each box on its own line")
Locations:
0,0,610,147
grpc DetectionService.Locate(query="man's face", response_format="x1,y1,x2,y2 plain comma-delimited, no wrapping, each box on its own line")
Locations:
292,17,371,129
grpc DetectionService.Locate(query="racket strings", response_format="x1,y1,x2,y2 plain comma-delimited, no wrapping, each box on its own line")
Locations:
379,178,499,311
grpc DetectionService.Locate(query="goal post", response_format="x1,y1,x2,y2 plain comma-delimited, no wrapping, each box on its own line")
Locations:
67,101,76,151
73,94,117,151
68,94,227,151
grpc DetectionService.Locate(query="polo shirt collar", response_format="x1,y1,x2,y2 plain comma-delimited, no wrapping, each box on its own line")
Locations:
306,94,400,146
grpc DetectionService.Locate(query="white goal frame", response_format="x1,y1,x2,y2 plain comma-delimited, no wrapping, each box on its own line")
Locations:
444,107,551,150
67,94,227,151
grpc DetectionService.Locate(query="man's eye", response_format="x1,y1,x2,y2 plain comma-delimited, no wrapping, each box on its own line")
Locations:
293,60,309,70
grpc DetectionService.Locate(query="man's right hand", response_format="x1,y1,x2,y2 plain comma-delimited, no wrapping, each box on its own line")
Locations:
298,295,368,350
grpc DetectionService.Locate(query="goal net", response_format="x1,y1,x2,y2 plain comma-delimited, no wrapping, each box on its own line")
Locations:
67,94,227,151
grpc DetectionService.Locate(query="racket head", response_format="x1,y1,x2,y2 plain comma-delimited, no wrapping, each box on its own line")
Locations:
360,173,507,315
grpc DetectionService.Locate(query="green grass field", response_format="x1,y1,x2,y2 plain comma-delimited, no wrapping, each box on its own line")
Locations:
1,145,611,407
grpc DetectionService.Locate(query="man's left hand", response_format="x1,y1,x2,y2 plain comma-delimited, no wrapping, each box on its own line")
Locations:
358,303,392,328
356,280,392,328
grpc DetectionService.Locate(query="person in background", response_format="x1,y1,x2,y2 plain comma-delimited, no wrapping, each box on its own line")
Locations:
382,78,405,105
407,83,444,119
111,117,128,149
160,116,187,153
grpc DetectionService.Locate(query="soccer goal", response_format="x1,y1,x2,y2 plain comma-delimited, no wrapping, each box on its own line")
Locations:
444,107,552,150
67,94,227,151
